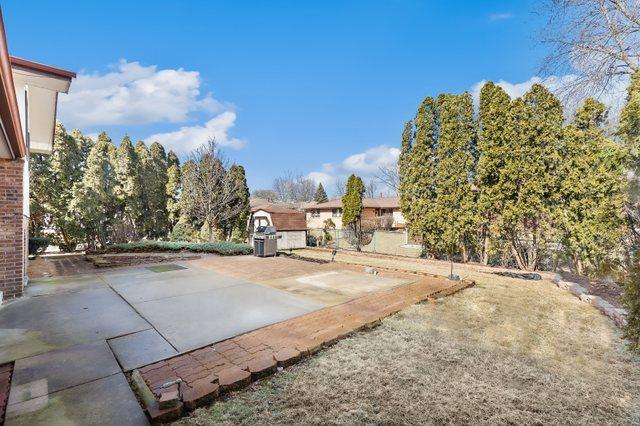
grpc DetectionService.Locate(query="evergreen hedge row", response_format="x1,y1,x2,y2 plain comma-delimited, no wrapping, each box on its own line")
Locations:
103,240,253,256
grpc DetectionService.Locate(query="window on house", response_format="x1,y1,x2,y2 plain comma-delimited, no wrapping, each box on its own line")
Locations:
332,208,342,217
254,217,269,228
311,209,320,218
375,208,392,216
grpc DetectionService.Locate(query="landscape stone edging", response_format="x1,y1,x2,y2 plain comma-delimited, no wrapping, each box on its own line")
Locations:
552,274,627,328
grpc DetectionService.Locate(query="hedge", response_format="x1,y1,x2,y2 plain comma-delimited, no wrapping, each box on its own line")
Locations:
103,240,253,256
29,237,50,255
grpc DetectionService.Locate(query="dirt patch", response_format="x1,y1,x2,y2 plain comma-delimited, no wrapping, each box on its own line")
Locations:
28,254,97,278
177,265,640,425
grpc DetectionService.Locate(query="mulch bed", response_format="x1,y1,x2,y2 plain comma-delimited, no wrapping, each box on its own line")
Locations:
560,271,624,308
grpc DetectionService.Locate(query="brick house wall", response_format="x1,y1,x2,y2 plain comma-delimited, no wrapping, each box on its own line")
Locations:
0,158,25,300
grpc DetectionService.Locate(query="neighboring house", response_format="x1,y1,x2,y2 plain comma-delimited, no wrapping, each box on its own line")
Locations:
0,9,75,302
248,204,307,250
304,197,405,230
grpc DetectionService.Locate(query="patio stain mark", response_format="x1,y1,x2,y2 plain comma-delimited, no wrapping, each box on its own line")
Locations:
146,264,187,273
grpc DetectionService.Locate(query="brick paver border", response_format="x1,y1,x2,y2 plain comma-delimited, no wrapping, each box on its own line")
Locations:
0,362,13,424
131,276,474,422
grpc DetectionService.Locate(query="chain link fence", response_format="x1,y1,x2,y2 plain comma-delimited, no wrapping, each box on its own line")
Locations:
307,228,422,257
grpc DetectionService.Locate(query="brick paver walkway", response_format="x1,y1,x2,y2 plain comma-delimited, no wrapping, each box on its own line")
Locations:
134,275,473,422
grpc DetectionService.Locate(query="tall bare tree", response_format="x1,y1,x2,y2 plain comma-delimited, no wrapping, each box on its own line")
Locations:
334,178,346,197
375,164,399,194
364,180,378,198
252,189,278,202
540,0,640,98
180,140,245,240
272,171,316,203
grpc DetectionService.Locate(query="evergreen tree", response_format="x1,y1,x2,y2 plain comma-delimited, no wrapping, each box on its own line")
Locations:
71,128,94,168
167,150,180,169
70,132,118,248
619,71,640,351
47,124,86,249
400,97,439,253
314,183,328,203
29,151,51,237
559,98,627,274
476,82,511,264
113,136,143,239
618,71,640,165
623,258,640,351
227,164,250,240
134,141,154,237
148,142,169,238
618,70,640,248
398,120,414,233
501,84,564,270
166,154,181,230
342,174,365,251
431,93,476,262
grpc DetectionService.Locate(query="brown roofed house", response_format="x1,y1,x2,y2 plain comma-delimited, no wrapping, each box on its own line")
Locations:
303,197,405,230
248,204,307,249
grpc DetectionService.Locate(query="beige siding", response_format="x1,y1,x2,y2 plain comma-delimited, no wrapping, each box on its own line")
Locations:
277,230,306,249
306,207,405,230
392,209,405,227
306,210,344,229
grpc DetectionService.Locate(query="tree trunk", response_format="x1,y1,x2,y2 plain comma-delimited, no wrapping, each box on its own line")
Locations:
575,257,584,276
481,229,489,265
511,241,527,270
60,228,71,252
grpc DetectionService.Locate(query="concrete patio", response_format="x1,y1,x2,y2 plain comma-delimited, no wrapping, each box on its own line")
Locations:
0,255,424,424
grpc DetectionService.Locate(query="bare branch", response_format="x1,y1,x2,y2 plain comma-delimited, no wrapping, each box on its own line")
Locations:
539,0,640,99
374,164,400,194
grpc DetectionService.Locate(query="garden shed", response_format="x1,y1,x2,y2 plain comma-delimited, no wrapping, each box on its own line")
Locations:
248,204,307,250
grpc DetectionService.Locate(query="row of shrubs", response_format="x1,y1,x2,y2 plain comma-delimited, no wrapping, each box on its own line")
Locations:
102,240,253,256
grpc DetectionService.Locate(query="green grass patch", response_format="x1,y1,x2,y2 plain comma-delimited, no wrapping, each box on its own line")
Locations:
103,240,253,256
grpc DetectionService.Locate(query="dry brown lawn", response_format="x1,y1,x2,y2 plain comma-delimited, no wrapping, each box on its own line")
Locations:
177,255,640,425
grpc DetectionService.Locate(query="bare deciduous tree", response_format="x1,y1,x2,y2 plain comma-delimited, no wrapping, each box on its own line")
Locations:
334,178,346,197
540,0,640,98
252,189,278,202
364,180,378,198
181,140,245,240
272,171,316,203
375,164,400,194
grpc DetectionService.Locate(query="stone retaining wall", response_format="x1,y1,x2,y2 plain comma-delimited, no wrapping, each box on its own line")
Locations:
552,275,627,327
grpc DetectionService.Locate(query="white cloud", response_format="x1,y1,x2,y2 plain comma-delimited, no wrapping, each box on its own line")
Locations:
145,111,245,155
471,74,630,122
59,59,223,127
488,12,513,21
307,145,400,193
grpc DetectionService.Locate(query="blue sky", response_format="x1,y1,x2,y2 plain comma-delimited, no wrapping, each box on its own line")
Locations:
4,0,547,194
